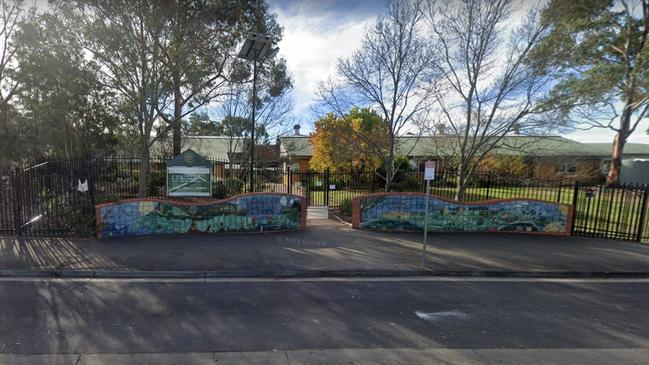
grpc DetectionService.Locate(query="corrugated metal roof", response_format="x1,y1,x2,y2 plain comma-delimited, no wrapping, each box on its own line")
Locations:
181,136,246,160
277,135,649,158
278,136,313,157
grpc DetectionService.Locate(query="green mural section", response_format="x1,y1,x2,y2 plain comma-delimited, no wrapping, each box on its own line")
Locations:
359,194,571,234
96,194,303,238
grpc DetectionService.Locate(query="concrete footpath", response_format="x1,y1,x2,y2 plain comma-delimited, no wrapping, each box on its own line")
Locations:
3,348,649,365
2,219,649,278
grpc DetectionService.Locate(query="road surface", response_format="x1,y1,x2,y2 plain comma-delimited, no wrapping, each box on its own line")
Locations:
1,277,648,364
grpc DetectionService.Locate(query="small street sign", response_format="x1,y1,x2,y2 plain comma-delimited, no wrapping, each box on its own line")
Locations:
421,160,435,268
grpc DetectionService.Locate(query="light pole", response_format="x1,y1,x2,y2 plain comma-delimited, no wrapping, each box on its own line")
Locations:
237,33,278,192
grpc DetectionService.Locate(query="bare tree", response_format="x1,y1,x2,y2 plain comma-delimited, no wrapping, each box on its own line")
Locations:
216,57,293,164
214,59,292,192
427,0,558,200
317,0,437,191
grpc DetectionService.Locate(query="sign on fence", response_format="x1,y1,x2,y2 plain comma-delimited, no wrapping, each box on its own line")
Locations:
166,149,212,197
424,160,436,180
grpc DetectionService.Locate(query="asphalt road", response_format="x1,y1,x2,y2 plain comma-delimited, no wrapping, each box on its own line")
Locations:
1,277,648,357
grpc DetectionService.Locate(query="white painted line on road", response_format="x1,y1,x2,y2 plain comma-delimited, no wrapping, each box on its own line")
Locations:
1,276,649,284
415,310,468,322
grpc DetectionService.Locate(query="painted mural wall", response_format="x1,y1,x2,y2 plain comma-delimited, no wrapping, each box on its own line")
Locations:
352,193,572,235
96,193,305,238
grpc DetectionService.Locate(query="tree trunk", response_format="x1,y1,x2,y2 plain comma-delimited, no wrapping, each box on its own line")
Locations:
454,163,466,201
172,71,182,156
606,131,627,186
606,106,632,186
384,139,395,192
138,138,150,197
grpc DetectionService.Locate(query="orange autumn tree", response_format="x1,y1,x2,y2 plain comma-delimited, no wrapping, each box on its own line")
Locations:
310,108,388,172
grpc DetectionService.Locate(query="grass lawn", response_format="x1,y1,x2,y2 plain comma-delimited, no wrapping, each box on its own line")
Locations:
309,186,575,206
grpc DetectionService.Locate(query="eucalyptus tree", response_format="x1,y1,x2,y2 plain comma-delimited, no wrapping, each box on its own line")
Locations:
531,0,649,185
61,0,171,197
16,10,121,159
155,0,285,156
0,0,33,170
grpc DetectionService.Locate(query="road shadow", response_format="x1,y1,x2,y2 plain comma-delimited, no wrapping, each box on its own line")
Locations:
2,219,649,273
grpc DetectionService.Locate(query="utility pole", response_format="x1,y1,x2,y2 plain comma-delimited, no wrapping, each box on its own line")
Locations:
237,33,278,193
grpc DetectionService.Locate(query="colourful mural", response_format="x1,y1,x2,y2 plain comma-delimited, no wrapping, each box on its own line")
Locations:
352,193,572,235
96,193,305,238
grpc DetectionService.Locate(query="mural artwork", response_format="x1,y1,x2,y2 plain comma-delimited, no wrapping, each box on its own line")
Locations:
353,194,572,235
96,194,305,238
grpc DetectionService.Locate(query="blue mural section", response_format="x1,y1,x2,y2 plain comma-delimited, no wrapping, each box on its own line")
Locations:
96,194,304,238
359,195,570,234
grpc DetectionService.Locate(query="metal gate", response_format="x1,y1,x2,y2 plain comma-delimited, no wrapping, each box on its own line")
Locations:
0,160,95,236
285,169,377,207
286,170,328,206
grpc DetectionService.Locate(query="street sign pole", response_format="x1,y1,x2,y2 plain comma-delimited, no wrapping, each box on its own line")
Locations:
421,160,436,269
421,178,430,268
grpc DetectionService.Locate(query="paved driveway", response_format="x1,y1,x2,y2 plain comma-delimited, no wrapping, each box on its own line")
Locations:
2,219,649,274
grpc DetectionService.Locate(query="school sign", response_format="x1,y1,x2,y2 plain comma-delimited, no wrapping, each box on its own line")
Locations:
166,149,212,197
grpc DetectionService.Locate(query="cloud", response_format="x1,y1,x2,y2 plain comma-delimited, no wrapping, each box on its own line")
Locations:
269,0,382,130
566,122,649,144
267,0,649,144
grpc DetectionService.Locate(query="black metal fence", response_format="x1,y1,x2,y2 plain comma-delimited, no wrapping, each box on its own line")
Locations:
0,159,96,237
1,156,648,242
572,183,649,241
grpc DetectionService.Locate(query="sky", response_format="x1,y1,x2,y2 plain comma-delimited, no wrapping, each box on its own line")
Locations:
267,0,649,145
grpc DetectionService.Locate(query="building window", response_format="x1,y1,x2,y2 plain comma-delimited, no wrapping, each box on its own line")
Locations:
601,159,611,173
558,163,577,173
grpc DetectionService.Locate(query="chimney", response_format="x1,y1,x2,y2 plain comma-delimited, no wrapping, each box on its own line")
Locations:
293,124,301,135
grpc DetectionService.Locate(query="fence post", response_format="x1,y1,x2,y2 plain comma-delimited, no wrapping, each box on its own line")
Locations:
287,166,292,195
570,181,579,235
636,188,649,242
485,172,492,200
556,178,563,203
325,168,330,206
12,168,21,236
306,170,311,206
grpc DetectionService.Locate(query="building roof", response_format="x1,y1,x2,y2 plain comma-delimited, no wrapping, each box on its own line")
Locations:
228,144,280,163
277,135,649,158
155,134,649,161
150,136,247,161
278,135,313,157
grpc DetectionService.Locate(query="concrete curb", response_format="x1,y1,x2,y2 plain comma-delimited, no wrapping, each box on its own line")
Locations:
2,268,649,279
329,211,352,227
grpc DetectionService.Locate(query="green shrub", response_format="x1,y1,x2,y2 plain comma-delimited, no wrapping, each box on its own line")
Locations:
95,193,120,205
389,174,421,192
213,178,244,198
147,171,165,196
339,198,353,217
